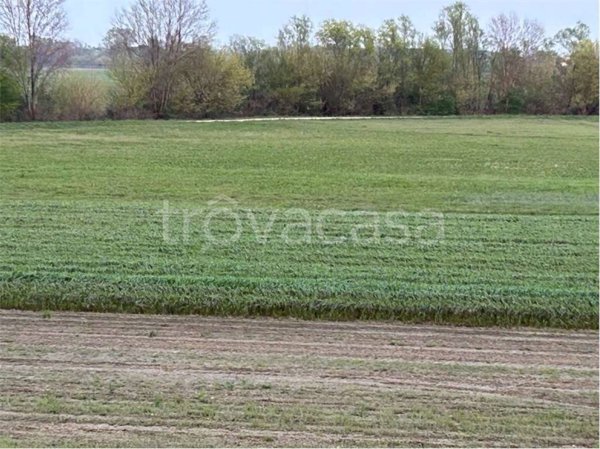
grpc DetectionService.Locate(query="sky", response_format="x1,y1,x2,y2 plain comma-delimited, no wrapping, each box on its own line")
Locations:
65,0,599,47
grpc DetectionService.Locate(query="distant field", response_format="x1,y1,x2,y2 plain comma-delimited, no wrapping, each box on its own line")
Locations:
66,67,111,80
0,117,597,327
62,68,113,90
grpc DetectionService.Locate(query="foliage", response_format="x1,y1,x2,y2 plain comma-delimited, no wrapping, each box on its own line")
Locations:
376,16,420,114
0,0,71,120
413,38,452,113
105,0,214,118
317,20,377,115
1,0,599,120
50,71,110,120
174,47,252,118
105,50,151,119
0,38,20,120
434,1,485,113
553,21,591,54
569,40,599,114
0,70,19,119
486,13,545,113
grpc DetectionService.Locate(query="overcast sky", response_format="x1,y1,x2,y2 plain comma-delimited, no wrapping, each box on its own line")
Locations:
65,0,599,47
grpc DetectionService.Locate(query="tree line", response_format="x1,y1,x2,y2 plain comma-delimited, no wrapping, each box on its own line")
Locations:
0,0,598,121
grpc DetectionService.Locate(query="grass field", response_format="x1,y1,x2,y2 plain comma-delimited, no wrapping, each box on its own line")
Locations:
0,117,597,328
66,68,112,82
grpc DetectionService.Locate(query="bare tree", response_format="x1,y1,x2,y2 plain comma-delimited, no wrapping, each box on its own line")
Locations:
0,0,70,120
487,13,522,111
487,13,545,112
107,0,214,118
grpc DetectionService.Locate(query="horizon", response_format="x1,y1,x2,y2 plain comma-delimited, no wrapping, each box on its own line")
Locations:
65,0,599,47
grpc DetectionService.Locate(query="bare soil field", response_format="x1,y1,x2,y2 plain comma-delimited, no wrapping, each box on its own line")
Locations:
0,310,597,447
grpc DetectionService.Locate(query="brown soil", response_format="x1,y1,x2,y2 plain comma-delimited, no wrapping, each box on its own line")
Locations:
0,310,597,447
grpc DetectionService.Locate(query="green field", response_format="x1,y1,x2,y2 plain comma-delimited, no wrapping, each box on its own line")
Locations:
0,117,598,327
66,67,111,81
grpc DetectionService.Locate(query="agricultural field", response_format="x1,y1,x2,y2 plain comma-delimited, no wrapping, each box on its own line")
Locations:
66,68,111,81
0,117,598,328
0,310,597,447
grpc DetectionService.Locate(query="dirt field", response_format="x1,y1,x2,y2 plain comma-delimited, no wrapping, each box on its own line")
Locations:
0,311,597,447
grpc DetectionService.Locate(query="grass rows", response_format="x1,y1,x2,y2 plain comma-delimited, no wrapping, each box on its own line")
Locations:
0,118,597,327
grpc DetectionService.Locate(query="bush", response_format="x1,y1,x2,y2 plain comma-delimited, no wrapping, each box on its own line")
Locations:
51,71,110,120
0,70,21,121
174,49,252,119
424,93,456,116
505,88,526,114
273,86,320,115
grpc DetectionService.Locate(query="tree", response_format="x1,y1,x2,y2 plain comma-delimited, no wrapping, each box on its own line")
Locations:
487,13,522,112
174,47,252,118
275,16,320,114
0,35,21,120
554,22,590,54
487,13,545,113
0,70,19,119
0,0,70,120
106,0,214,118
377,16,419,114
434,1,485,113
412,37,453,114
316,20,377,115
552,23,597,114
569,39,599,114
279,15,313,52
520,49,556,114
513,20,554,114
229,36,286,115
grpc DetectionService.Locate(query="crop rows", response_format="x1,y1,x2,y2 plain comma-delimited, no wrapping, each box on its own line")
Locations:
0,118,597,327
0,201,596,328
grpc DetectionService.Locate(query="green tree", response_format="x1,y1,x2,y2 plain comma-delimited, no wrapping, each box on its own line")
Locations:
520,50,556,114
413,37,453,114
434,1,485,113
275,16,320,114
316,20,377,115
174,47,252,118
0,35,21,120
569,40,599,114
230,36,287,115
377,16,419,114
104,27,151,118
554,22,591,54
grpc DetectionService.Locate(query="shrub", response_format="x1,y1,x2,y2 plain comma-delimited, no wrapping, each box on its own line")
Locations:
505,88,526,114
0,70,21,121
174,49,253,118
51,71,110,120
424,92,456,116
